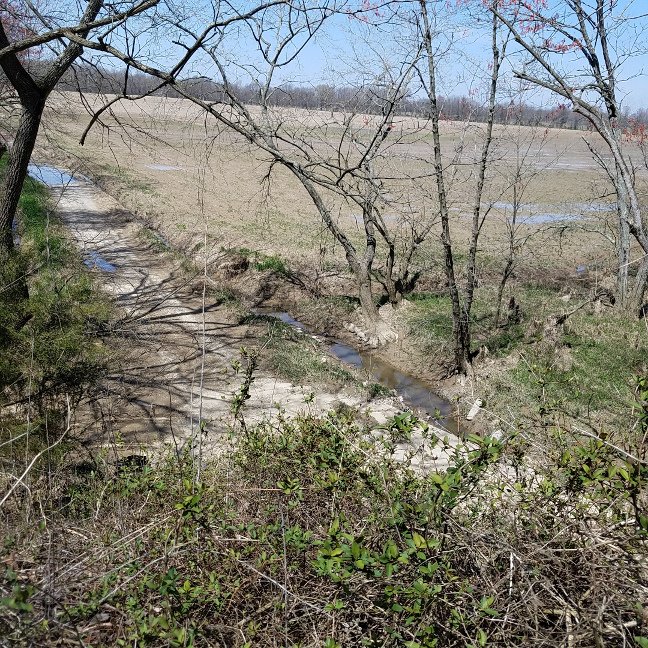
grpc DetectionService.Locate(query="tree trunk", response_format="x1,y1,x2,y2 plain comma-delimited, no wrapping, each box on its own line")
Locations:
616,166,631,308
291,168,394,343
385,278,402,308
495,256,514,327
419,0,470,374
632,255,648,313
358,270,379,325
0,98,45,253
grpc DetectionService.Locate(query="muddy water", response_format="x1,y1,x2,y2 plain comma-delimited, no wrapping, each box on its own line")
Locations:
261,311,458,433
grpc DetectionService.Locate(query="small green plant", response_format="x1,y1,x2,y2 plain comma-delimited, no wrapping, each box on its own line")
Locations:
254,253,287,274
231,347,258,432
368,382,392,399
0,161,111,440
384,411,426,442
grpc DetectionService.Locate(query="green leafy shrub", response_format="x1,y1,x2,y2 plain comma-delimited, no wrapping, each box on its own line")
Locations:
0,160,112,454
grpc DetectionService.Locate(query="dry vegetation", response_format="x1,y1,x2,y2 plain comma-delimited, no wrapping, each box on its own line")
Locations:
3,401,648,646
43,92,621,276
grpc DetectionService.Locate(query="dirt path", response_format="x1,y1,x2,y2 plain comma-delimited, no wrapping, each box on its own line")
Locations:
47,171,459,470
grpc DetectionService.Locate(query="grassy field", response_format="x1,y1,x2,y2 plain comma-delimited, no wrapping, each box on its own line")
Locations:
43,92,625,275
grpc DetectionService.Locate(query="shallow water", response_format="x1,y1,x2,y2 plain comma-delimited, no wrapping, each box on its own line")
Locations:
261,311,458,433
492,200,611,224
84,250,117,273
28,163,87,187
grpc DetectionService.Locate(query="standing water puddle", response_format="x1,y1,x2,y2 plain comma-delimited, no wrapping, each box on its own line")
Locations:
84,250,117,273
146,164,182,171
28,163,117,272
28,163,88,187
261,311,458,433
492,200,612,225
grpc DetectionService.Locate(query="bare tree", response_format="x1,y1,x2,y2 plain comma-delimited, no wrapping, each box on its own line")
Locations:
74,1,447,345
417,0,508,372
0,0,162,261
491,109,556,326
489,0,648,311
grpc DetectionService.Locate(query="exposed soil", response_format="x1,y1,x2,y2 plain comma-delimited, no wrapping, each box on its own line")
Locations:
43,91,635,281
45,167,462,471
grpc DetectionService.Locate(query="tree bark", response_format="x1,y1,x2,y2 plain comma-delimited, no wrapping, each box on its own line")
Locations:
0,98,45,252
357,268,379,324
495,255,514,327
616,196,630,308
419,0,469,374
632,255,648,312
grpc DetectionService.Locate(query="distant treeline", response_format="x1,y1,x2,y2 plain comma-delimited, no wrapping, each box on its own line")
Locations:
50,64,645,130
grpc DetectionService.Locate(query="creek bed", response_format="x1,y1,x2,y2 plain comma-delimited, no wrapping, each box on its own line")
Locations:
259,310,458,434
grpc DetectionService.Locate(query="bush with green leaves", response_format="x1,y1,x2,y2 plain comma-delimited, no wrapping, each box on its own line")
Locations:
0,162,112,460
2,384,646,646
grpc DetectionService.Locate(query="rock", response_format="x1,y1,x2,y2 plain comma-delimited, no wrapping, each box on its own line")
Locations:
370,411,390,426
554,346,573,372
466,399,483,421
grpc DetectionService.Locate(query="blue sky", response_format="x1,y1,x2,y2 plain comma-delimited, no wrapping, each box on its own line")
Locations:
272,5,648,112
45,0,646,111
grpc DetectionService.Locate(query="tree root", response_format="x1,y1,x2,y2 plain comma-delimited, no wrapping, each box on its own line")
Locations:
344,320,398,348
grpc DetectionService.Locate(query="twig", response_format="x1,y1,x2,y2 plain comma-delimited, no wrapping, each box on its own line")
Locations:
572,426,647,465
237,559,332,618
1,399,72,508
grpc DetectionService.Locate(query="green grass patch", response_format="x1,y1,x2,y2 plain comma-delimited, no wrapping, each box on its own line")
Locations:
509,313,647,417
254,253,288,274
218,246,289,275
250,315,357,388
139,226,171,252
0,158,112,454
408,284,567,357
407,279,646,423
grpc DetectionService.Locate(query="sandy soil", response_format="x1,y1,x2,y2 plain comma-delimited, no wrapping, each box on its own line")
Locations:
48,170,460,472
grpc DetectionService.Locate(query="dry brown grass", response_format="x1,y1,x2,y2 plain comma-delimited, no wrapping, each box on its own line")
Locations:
38,91,633,282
